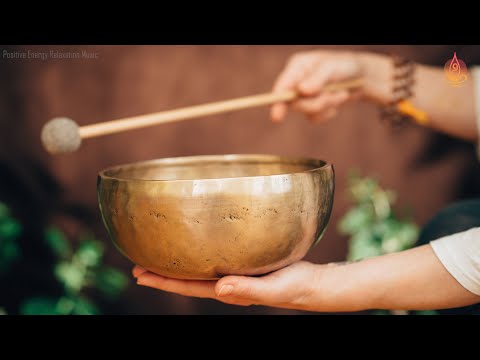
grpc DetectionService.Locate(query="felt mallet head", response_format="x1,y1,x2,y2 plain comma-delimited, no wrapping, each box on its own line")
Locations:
41,117,82,154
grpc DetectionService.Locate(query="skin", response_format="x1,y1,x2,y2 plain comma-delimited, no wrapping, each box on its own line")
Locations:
134,50,480,312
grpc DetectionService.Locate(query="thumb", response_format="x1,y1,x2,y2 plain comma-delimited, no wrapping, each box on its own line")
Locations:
215,276,272,303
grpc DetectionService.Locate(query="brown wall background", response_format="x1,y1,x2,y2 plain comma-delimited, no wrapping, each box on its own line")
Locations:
3,45,479,314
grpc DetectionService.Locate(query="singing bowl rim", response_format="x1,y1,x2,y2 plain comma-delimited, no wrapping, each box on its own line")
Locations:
98,153,332,183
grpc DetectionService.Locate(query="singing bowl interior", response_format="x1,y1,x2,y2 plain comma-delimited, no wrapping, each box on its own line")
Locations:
97,154,335,280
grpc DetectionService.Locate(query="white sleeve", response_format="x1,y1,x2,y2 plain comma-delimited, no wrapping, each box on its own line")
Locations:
430,227,480,296
472,66,480,159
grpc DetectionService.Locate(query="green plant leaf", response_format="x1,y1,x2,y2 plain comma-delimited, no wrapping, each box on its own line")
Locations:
396,222,419,249
76,238,103,267
55,261,85,293
349,177,378,203
94,266,129,299
372,190,392,219
55,296,76,314
72,296,100,315
0,238,21,273
0,211,21,273
381,236,403,253
338,205,373,235
371,309,391,315
348,229,382,261
0,219,21,239
45,227,72,259
20,297,62,315
0,202,10,218
414,310,438,315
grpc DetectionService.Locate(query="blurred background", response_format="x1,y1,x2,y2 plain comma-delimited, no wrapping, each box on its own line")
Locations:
1,45,480,314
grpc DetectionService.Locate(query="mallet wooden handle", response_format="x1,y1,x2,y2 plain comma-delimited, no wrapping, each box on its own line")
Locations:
79,77,363,139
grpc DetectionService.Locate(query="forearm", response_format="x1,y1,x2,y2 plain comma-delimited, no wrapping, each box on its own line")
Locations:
308,244,479,312
359,52,478,141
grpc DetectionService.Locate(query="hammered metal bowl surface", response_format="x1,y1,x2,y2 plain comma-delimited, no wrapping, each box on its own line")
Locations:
97,154,334,280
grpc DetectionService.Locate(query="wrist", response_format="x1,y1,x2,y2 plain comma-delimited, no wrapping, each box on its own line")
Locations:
306,261,375,312
357,52,393,105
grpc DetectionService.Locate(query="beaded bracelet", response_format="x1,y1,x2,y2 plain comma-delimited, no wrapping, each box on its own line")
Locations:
380,55,428,127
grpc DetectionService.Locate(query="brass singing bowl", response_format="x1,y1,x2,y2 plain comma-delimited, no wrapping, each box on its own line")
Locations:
97,154,334,280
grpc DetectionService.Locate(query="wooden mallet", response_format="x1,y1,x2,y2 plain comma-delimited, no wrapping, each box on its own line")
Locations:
41,78,364,154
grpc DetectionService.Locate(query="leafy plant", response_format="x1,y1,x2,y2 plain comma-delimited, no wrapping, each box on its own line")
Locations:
0,202,22,273
0,200,129,315
338,172,437,315
339,172,418,261
20,228,129,315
